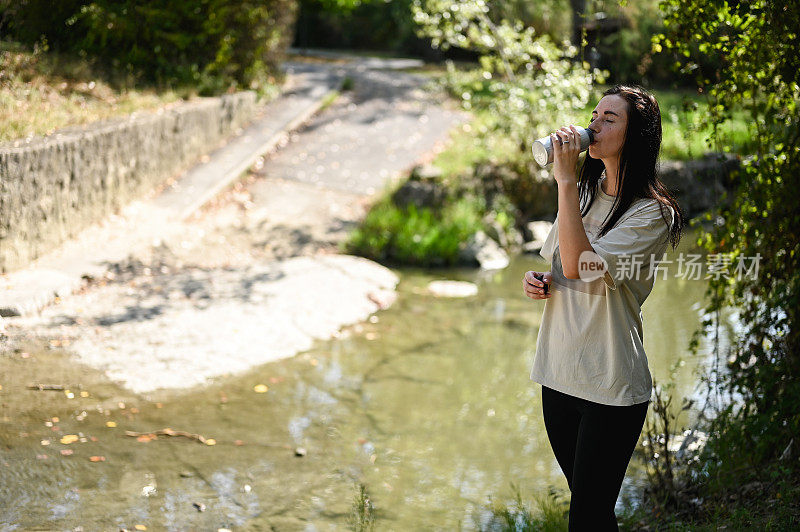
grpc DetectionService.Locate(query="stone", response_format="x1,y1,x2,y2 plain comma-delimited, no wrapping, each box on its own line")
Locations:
523,220,553,254
0,92,258,273
427,280,478,298
483,218,508,249
658,153,740,220
12,255,399,394
391,179,447,210
409,163,443,182
459,230,509,270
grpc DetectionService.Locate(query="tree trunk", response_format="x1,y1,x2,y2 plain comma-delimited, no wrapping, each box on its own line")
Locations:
570,0,587,47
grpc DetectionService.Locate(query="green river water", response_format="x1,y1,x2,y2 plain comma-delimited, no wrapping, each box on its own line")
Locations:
0,231,739,530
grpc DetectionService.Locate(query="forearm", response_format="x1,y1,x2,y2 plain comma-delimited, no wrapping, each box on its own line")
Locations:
557,181,594,279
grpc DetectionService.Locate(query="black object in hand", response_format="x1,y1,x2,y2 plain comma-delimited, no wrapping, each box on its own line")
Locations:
533,273,549,295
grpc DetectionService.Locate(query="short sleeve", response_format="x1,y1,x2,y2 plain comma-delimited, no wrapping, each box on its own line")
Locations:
539,214,558,263
591,201,673,291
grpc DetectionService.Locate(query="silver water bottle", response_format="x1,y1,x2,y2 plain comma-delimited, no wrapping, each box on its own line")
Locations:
532,126,594,166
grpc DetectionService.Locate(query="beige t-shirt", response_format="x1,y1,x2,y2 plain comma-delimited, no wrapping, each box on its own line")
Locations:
530,178,675,406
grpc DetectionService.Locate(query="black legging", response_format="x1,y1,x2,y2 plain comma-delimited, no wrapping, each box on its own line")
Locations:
541,385,649,531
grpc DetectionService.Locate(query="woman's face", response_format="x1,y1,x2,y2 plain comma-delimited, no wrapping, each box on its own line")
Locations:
587,94,629,161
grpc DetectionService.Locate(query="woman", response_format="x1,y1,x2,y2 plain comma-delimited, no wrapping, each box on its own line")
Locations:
522,84,685,530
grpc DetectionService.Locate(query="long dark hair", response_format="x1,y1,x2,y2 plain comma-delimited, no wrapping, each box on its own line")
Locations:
578,84,685,249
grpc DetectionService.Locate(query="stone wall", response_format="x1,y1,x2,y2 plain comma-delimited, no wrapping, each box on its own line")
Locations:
0,91,257,273
658,153,741,220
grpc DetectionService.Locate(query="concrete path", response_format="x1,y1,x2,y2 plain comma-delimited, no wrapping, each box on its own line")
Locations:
0,61,346,318
3,54,468,395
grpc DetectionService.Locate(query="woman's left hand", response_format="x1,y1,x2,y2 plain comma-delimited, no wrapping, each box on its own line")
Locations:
551,125,581,186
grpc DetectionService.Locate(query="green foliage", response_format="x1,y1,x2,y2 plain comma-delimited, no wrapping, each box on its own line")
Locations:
412,0,602,170
343,195,483,267
349,482,376,531
584,0,689,86
483,0,571,43
476,483,568,531
566,87,757,160
0,40,200,142
313,0,371,11
0,0,298,94
295,0,421,55
294,0,572,58
655,0,800,500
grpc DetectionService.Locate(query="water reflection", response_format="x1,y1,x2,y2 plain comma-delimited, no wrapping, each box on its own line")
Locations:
1,230,738,529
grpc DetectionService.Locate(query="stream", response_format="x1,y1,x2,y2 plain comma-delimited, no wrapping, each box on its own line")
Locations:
0,228,739,530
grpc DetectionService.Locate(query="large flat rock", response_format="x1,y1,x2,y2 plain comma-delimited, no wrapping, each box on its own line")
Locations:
14,255,398,394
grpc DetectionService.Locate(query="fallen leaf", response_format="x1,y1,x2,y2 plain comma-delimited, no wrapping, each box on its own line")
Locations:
137,434,155,443
89,455,106,462
134,525,147,531
80,391,89,397
36,454,48,460
253,384,268,393
60,449,73,456
106,421,117,428
40,439,51,446
234,440,244,446
60,435,79,445
205,439,216,446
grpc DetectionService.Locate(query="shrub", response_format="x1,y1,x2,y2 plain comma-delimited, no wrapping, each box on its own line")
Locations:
0,0,299,93
343,196,484,267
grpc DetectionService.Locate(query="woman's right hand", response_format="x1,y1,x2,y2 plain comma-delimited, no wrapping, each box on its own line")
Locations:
523,271,552,300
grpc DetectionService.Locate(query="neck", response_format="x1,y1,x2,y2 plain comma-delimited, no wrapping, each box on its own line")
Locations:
601,159,619,196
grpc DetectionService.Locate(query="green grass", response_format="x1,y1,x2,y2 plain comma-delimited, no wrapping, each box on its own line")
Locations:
349,482,376,531
476,484,569,531
342,195,484,267
615,460,800,531
318,90,342,112
432,107,521,178
0,40,281,144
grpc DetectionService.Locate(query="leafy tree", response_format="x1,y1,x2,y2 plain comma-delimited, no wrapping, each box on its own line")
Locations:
656,0,799,488
411,0,600,165
293,0,427,56
0,0,298,93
